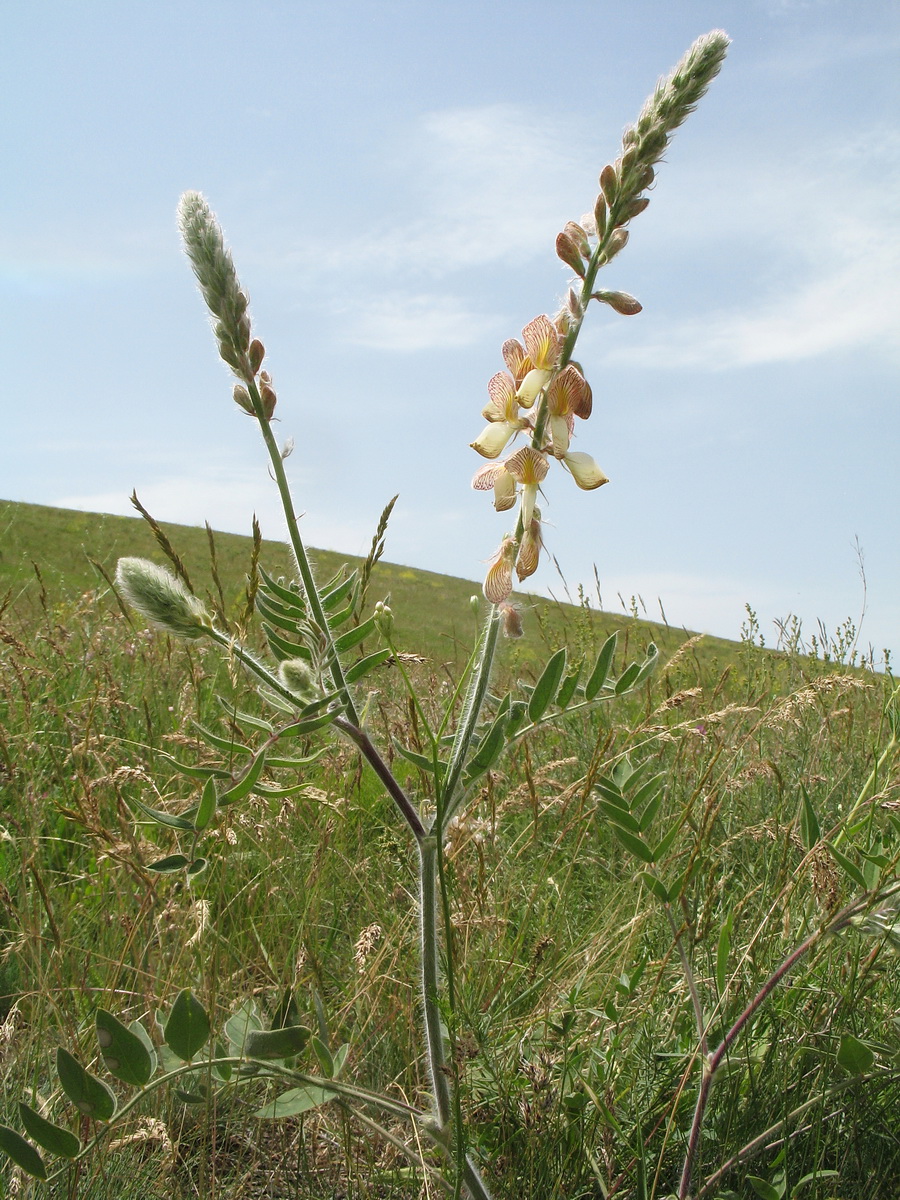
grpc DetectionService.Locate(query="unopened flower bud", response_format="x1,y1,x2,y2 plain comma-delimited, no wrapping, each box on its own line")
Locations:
563,221,591,256
555,232,585,276
499,602,524,639
249,339,265,374
593,193,607,237
469,595,481,616
620,196,650,222
603,228,629,261
592,290,643,316
278,658,319,702
115,558,211,640
600,164,618,205
373,600,394,639
233,384,254,415
484,537,517,605
260,384,277,419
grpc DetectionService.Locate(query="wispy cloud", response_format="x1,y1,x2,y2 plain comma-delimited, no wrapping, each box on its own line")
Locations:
345,290,502,352
284,104,588,280
597,129,900,370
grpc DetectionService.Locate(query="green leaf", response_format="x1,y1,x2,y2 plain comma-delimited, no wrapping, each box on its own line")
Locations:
652,825,680,862
187,857,208,877
632,642,659,686
258,567,308,611
127,795,195,832
747,1177,782,1200
311,1035,335,1077
216,699,275,732
56,1048,117,1120
614,661,641,695
18,1103,80,1159
0,1125,47,1180
596,799,642,834
256,592,304,633
504,699,529,739
96,1009,154,1086
217,749,267,805
344,647,392,683
225,1002,263,1055
155,751,231,781
555,662,583,710
637,871,669,903
799,785,820,850
790,1170,840,1195
320,571,359,612
465,711,508,781
828,843,868,890
638,791,663,833
190,721,253,758
585,632,618,700
393,742,445,774
280,711,338,737
262,622,310,663
528,648,567,724
147,854,191,873
716,911,733,997
333,615,377,654
594,778,626,806
836,1033,875,1073
610,826,656,864
244,1025,312,1060
193,778,217,832
266,747,328,770
129,1020,158,1078
332,1043,350,1077
254,1084,337,1119
165,990,210,1062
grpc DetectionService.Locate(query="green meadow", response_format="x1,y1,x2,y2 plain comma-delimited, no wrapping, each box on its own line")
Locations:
1,497,898,1199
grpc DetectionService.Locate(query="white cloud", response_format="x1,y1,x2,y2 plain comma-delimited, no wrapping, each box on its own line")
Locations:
597,130,900,370
283,104,587,280
346,291,500,352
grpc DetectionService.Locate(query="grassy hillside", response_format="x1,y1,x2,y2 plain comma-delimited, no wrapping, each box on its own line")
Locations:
1,498,898,1199
0,497,722,675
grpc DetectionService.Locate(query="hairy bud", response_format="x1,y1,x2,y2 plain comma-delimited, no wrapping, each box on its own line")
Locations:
115,558,210,640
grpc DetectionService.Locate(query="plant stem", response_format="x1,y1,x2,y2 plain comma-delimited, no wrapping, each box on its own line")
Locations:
664,903,708,1059
247,378,360,724
333,715,426,840
678,902,859,1199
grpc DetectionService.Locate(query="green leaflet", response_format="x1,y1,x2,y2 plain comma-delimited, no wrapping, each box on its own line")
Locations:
836,1033,875,1073
528,648,567,724
127,794,195,831
332,614,377,654
584,632,618,700
165,989,210,1062
56,1049,117,1120
95,1009,154,1086
193,777,217,832
254,1084,337,1119
344,647,391,683
244,1025,311,1060
18,1103,80,1159
0,1124,46,1180
218,749,267,805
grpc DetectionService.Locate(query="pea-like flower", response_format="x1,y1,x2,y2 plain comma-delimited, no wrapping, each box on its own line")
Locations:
516,510,544,582
514,314,562,406
563,451,609,490
470,371,529,459
471,459,517,512
546,366,592,457
504,446,548,529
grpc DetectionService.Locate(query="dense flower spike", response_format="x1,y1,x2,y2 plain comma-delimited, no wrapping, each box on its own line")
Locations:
115,558,211,639
469,29,729,609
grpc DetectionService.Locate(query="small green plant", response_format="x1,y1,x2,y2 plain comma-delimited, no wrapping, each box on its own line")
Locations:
7,27,899,1200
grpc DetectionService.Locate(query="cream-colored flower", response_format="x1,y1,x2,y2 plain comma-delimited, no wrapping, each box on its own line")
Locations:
563,451,609,490
504,446,548,529
472,459,517,512
546,366,592,456
471,371,528,458
516,315,561,406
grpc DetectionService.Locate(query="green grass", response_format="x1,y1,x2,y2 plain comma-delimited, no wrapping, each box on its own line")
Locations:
1,499,899,1199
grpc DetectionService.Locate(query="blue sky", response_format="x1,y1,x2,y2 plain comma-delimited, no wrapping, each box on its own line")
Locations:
3,1,899,663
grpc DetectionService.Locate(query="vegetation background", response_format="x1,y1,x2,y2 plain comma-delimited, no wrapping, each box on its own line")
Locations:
2,498,898,1199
